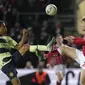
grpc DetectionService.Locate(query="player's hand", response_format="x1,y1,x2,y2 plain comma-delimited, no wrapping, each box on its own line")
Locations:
64,36,74,43
22,29,29,36
68,36,75,39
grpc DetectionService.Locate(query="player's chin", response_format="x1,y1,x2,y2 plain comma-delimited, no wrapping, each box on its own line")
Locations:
80,31,85,35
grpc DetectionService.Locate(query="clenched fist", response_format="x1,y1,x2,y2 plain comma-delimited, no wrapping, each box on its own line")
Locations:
64,36,75,43
22,29,29,36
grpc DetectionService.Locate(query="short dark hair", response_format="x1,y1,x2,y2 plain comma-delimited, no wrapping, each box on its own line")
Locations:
0,20,6,26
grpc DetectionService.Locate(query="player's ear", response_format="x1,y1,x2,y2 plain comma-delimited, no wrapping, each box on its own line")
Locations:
4,27,7,33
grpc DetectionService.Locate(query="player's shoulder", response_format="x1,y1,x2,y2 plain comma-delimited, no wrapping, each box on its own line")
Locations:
2,36,14,41
2,35,10,38
3,36,12,39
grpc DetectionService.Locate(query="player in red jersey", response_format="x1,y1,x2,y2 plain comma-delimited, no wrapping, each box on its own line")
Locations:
46,34,66,85
36,34,66,85
51,16,85,85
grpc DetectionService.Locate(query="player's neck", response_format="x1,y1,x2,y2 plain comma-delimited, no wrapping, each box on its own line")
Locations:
57,43,62,47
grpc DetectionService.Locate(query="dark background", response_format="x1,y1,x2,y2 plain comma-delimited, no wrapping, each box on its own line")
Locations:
0,0,79,68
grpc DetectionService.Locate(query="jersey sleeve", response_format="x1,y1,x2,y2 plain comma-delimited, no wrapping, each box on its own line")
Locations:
7,36,17,48
73,37,85,46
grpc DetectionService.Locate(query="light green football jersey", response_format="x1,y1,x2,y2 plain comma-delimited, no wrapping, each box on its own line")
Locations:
0,36,17,68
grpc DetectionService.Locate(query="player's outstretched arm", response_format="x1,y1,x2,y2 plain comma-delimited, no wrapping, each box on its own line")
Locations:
64,36,85,46
16,29,29,49
73,37,85,46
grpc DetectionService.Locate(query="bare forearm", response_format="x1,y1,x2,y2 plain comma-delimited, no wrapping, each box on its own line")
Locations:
19,44,29,56
16,29,28,49
17,35,27,49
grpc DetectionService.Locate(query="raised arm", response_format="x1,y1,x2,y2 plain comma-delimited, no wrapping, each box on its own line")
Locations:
73,37,85,46
16,29,29,49
64,36,85,46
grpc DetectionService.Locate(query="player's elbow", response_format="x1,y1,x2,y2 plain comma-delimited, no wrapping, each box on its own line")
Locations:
15,44,23,50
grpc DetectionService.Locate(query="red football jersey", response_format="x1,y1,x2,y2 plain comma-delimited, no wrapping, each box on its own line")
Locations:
45,50,64,66
73,35,85,56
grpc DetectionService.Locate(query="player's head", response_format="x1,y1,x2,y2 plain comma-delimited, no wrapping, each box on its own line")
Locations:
0,20,7,35
80,16,85,34
56,34,63,44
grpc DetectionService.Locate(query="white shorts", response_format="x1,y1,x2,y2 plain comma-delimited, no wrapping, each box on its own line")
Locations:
75,49,85,69
53,64,66,76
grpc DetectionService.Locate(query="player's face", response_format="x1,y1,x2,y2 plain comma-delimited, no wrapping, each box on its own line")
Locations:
52,45,56,51
80,20,85,34
56,35,63,44
0,24,7,35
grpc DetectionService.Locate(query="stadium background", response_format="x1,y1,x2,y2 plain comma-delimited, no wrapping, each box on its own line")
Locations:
0,0,85,85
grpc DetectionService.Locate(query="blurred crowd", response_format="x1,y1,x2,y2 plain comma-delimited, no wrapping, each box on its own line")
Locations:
0,0,80,69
